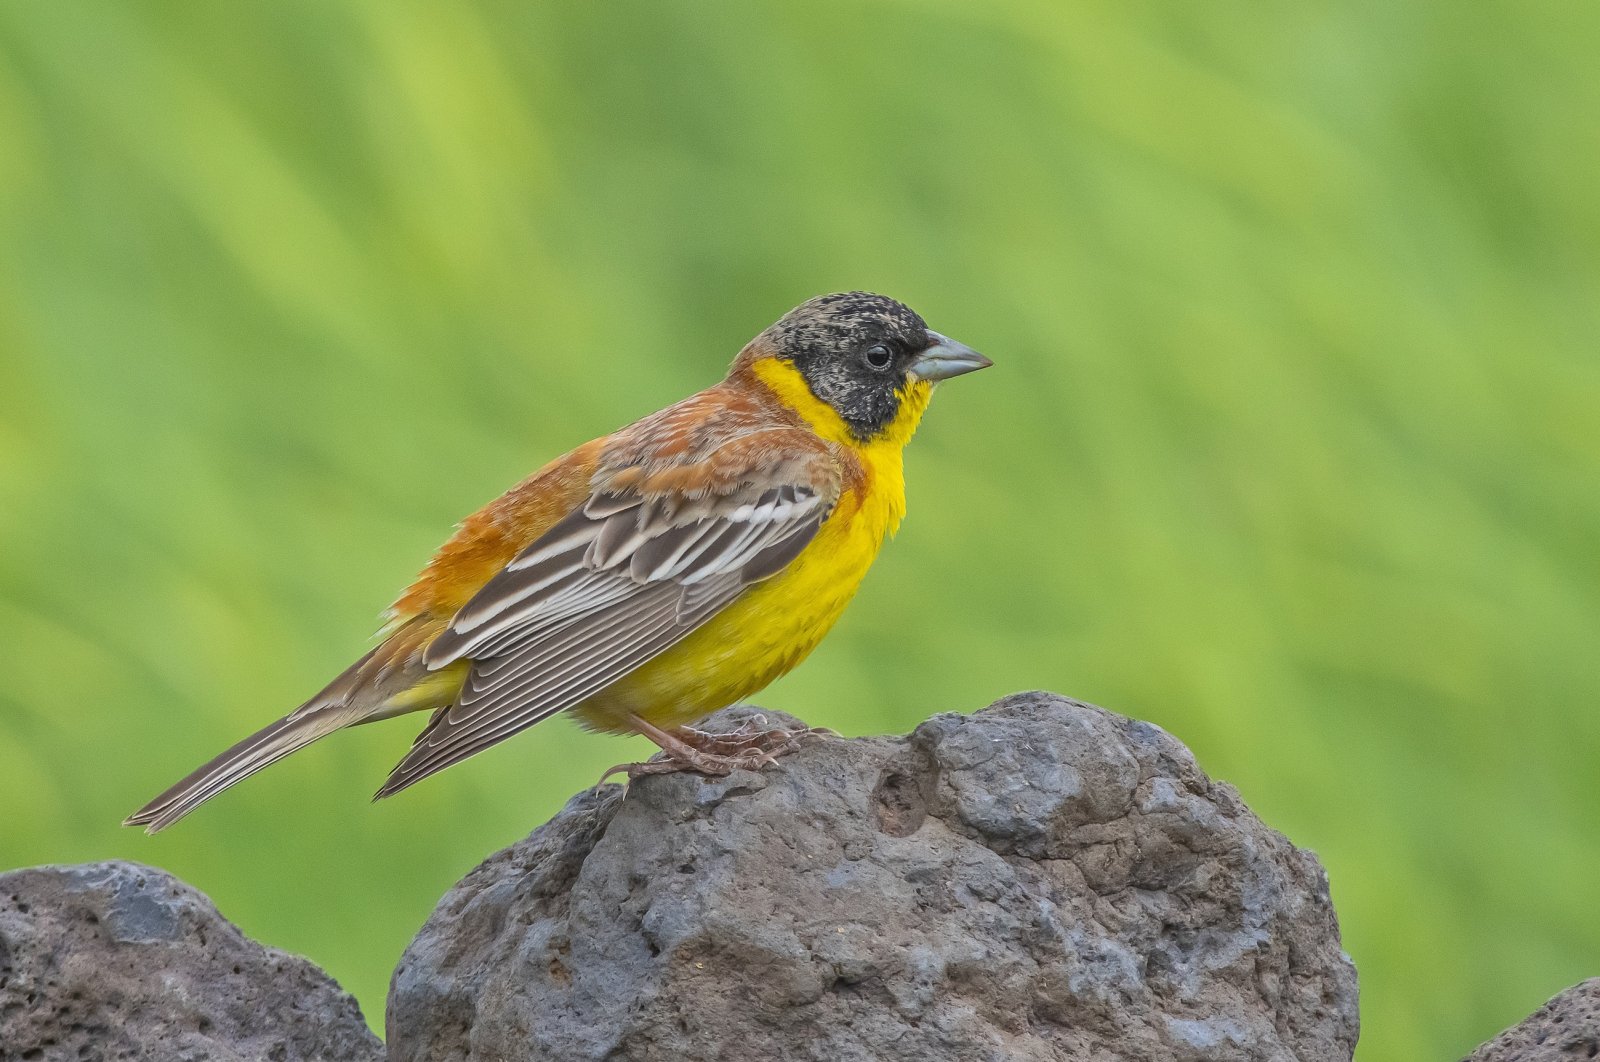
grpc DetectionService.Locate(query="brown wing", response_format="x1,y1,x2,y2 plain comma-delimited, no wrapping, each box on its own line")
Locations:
374,426,841,797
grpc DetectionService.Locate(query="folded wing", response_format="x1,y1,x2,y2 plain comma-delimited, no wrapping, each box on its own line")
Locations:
375,439,838,797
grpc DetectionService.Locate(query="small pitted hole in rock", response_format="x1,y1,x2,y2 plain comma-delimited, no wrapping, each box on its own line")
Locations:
872,769,927,837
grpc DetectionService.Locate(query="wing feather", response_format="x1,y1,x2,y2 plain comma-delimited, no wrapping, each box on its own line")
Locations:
378,433,840,798
376,572,745,796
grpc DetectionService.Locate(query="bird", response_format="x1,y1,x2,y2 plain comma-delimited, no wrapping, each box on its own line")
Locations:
124,292,990,833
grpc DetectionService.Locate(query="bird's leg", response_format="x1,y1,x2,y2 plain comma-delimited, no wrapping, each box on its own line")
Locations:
676,715,834,756
598,713,829,784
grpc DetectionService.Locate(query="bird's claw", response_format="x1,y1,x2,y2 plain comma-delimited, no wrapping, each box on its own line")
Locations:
599,718,832,789
675,720,832,758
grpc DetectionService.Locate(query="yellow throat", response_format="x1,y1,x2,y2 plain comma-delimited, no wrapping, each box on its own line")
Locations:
749,355,933,536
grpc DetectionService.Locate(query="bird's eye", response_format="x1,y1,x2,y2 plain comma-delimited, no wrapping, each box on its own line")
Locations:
862,343,893,371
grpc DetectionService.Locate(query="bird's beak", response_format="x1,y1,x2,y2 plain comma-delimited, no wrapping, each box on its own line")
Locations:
909,332,992,382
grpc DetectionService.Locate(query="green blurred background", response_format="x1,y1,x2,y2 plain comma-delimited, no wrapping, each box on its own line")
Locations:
2,2,1596,1057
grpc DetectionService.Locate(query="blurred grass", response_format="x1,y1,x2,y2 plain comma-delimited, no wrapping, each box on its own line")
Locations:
1,1,1597,1057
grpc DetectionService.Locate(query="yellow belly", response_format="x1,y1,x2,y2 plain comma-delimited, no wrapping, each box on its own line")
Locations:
570,465,903,734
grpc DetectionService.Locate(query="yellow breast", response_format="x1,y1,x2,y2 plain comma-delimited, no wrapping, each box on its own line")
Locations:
571,357,931,733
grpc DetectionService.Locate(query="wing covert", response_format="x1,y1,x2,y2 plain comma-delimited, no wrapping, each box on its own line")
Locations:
377,434,840,796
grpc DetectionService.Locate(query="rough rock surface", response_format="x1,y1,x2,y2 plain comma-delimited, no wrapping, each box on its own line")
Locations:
0,860,381,1062
1466,979,1600,1061
388,692,1359,1061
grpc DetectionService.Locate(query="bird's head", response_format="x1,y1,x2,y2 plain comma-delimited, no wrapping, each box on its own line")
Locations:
737,292,991,445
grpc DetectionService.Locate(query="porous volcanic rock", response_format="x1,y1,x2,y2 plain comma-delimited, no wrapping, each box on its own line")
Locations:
1465,979,1600,1061
387,692,1360,1061
0,860,381,1062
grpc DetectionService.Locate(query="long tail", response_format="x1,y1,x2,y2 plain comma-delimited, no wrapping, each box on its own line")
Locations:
124,618,450,833
122,707,357,833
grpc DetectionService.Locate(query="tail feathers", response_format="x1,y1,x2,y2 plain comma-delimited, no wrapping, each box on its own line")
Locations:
124,618,450,833
123,708,352,834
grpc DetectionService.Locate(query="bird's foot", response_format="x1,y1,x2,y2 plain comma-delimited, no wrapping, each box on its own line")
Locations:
595,744,775,788
596,715,832,787
676,716,833,757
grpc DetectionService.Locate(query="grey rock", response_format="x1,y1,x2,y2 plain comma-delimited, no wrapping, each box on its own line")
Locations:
1465,979,1600,1061
0,860,381,1062
388,692,1360,1061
